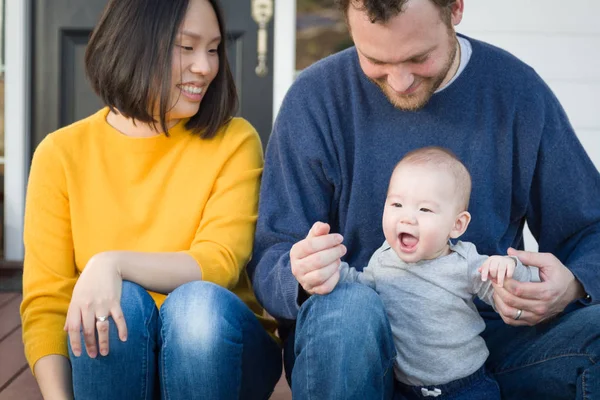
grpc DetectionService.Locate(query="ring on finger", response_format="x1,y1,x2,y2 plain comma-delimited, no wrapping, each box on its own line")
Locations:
96,315,109,323
513,309,523,321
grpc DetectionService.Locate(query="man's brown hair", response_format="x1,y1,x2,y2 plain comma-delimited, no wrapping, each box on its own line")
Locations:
336,0,456,25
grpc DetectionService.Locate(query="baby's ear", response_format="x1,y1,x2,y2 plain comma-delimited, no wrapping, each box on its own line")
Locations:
450,211,471,239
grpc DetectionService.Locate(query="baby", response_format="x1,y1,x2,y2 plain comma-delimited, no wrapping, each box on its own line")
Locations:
337,146,539,399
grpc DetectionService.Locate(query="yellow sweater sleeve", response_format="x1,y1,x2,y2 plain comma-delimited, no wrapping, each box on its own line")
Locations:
182,120,264,288
21,135,78,371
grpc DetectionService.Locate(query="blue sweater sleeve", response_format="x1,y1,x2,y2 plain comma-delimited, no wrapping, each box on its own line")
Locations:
247,70,340,320
523,84,600,304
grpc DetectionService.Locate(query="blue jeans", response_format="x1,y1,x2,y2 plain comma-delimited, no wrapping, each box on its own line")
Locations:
285,283,599,399
69,281,282,400
394,366,500,400
286,283,397,399
482,304,600,400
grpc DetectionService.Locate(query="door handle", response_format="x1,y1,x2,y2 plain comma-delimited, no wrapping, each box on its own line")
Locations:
251,0,274,77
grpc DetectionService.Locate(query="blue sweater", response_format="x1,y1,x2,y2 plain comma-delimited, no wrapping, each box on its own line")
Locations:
248,36,600,321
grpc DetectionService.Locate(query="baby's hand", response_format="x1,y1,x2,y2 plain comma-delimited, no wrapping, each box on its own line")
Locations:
478,256,516,286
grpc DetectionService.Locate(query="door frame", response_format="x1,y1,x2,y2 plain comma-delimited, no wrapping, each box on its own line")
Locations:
4,0,31,261
3,0,297,261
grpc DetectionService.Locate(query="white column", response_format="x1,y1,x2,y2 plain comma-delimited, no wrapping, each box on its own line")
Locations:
273,0,296,122
4,0,31,260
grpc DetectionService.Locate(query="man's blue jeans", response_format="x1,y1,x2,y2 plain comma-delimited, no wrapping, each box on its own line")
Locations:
69,281,282,399
285,282,599,399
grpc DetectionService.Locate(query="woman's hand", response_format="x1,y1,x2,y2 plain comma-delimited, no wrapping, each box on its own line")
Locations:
65,252,128,358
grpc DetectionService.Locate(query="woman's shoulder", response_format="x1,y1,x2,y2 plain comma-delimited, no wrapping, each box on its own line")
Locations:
41,108,107,152
210,117,263,149
217,117,259,138
30,112,103,182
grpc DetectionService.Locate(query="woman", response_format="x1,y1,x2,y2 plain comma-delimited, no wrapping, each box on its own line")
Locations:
20,0,281,398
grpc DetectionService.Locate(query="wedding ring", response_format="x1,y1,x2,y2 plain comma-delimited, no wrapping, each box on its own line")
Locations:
96,315,108,322
514,309,523,321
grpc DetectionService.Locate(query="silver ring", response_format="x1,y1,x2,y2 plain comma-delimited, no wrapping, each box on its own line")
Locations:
514,309,523,321
96,315,108,322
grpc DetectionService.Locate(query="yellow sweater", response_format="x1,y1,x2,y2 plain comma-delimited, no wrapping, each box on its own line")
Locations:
21,108,276,370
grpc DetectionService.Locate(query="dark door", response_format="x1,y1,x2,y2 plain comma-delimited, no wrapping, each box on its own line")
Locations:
32,0,275,150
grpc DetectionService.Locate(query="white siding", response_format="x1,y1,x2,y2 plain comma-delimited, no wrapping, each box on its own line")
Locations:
459,1,600,250
459,1,600,34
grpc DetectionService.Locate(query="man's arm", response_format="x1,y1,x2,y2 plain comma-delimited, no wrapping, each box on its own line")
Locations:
495,81,599,325
247,71,341,320
523,88,600,305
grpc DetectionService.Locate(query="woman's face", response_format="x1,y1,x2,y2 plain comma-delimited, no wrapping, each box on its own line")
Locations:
167,0,221,122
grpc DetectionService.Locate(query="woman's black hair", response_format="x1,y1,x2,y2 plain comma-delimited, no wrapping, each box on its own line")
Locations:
85,0,237,138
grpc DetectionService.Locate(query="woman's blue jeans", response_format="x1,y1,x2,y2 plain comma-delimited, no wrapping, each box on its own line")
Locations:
285,282,599,400
69,281,282,400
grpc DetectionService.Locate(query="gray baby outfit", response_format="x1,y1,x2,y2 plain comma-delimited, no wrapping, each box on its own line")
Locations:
339,240,539,386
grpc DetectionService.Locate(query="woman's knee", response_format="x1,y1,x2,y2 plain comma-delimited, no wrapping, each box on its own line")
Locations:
69,283,158,396
160,281,246,356
120,281,159,337
121,281,156,315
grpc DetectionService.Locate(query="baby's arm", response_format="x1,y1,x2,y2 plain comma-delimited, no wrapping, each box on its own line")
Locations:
479,255,516,287
467,244,539,308
338,262,376,289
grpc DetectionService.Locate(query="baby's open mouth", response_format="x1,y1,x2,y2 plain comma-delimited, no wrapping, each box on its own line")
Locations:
399,233,418,252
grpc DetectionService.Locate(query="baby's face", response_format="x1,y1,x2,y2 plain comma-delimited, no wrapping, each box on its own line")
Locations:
382,164,461,263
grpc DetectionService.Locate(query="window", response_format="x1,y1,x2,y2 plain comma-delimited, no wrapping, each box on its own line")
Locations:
296,0,352,72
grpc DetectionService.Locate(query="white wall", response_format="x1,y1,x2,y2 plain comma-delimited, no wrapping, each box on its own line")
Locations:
458,1,600,251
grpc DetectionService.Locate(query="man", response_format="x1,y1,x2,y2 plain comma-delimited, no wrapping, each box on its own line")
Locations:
248,0,600,398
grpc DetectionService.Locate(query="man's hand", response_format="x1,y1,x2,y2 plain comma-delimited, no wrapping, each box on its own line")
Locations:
479,255,516,286
290,222,346,295
491,248,585,326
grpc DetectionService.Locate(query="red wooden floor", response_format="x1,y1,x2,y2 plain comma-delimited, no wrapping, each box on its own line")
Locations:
0,293,42,399
0,292,291,399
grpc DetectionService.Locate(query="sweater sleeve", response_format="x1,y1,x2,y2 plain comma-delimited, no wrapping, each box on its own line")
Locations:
339,261,376,290
182,120,263,289
247,72,340,320
21,136,78,371
522,85,600,306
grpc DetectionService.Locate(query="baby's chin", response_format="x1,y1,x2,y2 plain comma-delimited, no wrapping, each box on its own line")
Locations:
392,247,423,264
392,246,450,264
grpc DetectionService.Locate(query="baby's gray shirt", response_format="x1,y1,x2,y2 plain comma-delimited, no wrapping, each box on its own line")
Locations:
339,240,539,386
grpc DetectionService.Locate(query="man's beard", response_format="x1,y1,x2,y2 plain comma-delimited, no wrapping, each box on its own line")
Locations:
372,34,459,111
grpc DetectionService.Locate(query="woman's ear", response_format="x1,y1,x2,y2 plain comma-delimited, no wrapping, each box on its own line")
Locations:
450,211,471,239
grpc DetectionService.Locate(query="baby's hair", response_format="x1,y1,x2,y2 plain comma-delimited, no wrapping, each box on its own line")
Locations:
394,146,472,211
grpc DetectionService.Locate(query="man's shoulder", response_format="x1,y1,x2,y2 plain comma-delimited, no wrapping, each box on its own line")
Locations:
272,46,362,144
465,35,547,91
291,47,359,93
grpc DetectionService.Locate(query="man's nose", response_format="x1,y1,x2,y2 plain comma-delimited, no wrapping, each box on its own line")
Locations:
387,65,415,94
